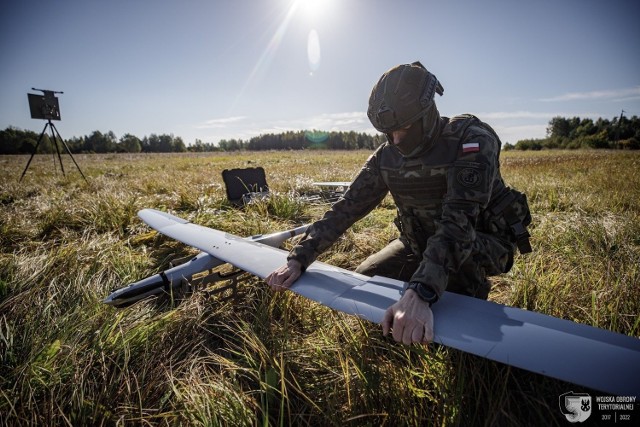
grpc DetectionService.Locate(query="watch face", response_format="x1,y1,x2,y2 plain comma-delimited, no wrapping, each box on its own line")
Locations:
405,282,437,304
416,283,437,303
408,282,421,294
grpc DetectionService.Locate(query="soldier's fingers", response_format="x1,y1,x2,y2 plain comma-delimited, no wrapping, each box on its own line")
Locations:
402,323,416,346
411,324,423,345
267,274,279,288
281,270,301,288
423,323,434,343
271,274,289,292
267,275,281,289
381,307,393,336
392,319,405,343
267,268,287,290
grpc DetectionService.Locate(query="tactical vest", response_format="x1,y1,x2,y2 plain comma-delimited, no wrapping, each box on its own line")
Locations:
378,115,531,255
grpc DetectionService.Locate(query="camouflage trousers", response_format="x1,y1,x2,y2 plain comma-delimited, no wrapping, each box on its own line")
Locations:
354,233,514,300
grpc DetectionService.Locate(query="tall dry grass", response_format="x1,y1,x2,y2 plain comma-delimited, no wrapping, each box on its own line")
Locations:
1,150,638,426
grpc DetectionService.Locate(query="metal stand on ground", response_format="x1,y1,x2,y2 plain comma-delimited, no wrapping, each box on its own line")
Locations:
20,119,88,183
21,87,89,183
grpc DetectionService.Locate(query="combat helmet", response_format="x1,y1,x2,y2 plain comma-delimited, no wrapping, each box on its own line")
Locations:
367,61,444,134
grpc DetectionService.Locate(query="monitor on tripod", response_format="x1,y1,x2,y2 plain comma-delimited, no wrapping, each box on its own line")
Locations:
20,88,88,183
28,90,62,121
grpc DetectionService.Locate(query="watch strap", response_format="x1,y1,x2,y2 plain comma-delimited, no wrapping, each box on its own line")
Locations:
405,281,439,306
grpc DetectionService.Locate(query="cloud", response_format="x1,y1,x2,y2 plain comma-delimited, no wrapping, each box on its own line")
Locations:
478,110,601,122
196,116,247,129
480,110,607,122
479,111,558,120
255,112,376,135
492,124,549,143
305,112,373,131
539,86,640,102
195,111,380,144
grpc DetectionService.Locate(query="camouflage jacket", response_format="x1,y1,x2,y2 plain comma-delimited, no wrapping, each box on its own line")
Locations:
288,114,513,296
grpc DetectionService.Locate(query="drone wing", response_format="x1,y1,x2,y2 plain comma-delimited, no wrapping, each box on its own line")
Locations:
136,208,640,396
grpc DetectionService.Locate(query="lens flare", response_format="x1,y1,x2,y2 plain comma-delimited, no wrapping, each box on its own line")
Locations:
307,29,321,74
231,3,298,111
305,130,328,143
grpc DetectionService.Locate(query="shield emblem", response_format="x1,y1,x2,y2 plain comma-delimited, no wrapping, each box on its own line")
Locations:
559,391,592,423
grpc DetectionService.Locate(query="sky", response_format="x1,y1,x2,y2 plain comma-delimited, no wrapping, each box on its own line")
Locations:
1,0,639,146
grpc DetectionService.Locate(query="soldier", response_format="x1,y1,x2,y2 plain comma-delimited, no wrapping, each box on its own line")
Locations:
266,62,531,345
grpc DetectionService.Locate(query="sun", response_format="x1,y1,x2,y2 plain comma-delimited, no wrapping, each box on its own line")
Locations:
294,0,331,19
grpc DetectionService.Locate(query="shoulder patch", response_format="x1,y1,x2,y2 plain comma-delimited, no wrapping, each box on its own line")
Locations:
462,142,480,153
456,167,482,188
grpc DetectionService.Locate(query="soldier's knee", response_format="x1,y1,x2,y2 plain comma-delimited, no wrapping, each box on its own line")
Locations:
355,259,376,277
473,280,491,300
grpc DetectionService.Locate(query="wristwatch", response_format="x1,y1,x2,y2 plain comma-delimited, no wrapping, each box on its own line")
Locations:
405,281,439,306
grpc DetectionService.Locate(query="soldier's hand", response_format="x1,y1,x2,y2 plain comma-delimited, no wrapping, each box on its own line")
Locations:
381,289,434,345
266,259,303,292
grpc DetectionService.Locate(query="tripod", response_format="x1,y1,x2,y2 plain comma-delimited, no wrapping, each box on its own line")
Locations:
20,119,88,183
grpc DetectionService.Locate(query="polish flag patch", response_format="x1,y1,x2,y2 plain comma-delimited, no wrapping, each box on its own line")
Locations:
462,142,480,153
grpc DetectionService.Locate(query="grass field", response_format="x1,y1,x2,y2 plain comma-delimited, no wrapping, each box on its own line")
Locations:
1,149,639,426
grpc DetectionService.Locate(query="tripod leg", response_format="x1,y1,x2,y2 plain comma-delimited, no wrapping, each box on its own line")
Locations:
19,122,47,182
50,122,66,176
51,123,88,183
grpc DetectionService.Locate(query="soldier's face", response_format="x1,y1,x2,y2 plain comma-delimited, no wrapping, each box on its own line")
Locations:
389,119,423,155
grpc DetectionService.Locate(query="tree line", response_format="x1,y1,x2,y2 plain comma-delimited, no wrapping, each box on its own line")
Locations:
215,130,387,151
0,128,188,155
0,127,386,154
2,114,638,154
504,114,640,151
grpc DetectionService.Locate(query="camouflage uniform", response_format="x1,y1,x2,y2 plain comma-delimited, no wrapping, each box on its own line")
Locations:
288,114,531,300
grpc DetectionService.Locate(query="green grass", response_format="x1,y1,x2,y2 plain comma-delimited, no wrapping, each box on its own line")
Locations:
1,150,639,426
